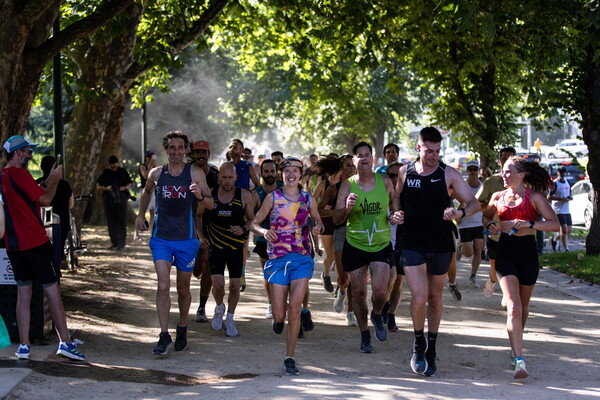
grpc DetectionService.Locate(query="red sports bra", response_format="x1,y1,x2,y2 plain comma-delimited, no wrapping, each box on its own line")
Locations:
496,187,538,221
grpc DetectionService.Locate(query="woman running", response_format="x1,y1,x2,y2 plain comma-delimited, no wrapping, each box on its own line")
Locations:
250,157,324,375
483,156,559,379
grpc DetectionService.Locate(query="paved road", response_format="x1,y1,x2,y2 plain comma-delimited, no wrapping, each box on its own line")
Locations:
1,229,599,400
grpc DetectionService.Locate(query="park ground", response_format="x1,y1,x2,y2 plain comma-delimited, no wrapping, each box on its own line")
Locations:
1,226,599,400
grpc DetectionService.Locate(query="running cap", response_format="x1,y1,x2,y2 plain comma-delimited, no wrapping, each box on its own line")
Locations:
193,140,210,151
144,149,155,157
3,135,39,153
280,157,304,171
466,159,480,169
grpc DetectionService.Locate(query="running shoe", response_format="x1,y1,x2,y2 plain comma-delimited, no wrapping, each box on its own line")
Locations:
153,332,172,355
196,307,208,323
15,344,30,360
212,303,226,331
509,350,516,367
501,296,507,309
272,321,284,334
469,275,480,288
550,236,557,252
346,311,358,327
387,314,399,332
174,325,187,351
410,341,428,374
360,336,373,353
482,279,496,298
297,325,304,338
333,290,346,313
513,358,529,379
370,310,387,342
57,341,86,361
265,303,273,319
301,309,314,332
449,283,462,301
423,351,438,377
322,273,334,293
225,318,239,337
284,357,300,375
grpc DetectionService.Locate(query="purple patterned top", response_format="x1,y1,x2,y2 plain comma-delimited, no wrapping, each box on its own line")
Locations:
268,189,312,259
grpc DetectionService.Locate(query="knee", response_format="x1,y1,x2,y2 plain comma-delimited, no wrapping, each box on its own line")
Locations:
230,280,241,292
411,293,427,307
157,282,170,296
463,247,474,257
372,286,387,300
288,303,302,319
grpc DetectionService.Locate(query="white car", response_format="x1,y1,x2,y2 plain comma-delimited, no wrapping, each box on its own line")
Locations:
545,139,588,159
570,180,593,229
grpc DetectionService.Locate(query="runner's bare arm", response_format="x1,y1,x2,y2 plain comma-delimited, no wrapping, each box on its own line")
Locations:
382,174,404,225
136,166,160,231
444,167,479,220
191,165,214,209
392,164,408,212
250,192,276,241
309,195,324,236
332,180,351,226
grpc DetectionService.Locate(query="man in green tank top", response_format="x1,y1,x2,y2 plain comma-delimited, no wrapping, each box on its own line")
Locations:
333,142,404,354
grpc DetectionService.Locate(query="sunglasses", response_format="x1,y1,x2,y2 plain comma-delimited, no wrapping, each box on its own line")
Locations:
467,168,478,172
387,173,398,179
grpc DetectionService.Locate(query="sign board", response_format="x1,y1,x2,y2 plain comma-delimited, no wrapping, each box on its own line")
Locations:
0,249,15,285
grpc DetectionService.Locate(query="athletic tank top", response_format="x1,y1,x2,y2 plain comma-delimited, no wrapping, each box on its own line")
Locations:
205,187,246,250
230,160,252,190
268,189,312,259
496,188,538,221
346,174,390,252
153,164,197,240
398,162,455,253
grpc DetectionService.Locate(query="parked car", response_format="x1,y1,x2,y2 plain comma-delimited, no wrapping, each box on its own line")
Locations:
517,152,541,163
542,160,587,186
545,139,588,159
570,180,594,230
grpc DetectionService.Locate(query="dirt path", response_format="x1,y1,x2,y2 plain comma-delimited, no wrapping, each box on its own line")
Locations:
2,226,600,399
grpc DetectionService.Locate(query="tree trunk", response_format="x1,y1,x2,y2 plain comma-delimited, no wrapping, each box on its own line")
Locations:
580,62,600,255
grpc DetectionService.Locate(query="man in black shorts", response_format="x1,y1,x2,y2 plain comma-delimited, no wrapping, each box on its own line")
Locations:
394,127,479,376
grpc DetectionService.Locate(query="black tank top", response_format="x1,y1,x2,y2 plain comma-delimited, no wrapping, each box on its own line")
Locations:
205,187,246,250
397,161,455,253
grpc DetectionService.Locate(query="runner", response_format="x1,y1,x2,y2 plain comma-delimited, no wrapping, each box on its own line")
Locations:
393,127,479,376
136,130,213,355
483,156,559,379
200,163,254,337
250,157,324,375
333,142,403,353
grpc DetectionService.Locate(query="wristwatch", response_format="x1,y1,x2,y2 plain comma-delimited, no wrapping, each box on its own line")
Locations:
529,220,535,229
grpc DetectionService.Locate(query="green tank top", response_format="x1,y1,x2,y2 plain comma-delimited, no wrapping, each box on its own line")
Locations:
346,174,390,252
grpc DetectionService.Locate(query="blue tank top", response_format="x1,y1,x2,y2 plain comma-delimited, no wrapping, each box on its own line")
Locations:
153,164,197,240
230,160,252,190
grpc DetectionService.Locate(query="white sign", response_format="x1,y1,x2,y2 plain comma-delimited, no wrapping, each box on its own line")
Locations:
0,249,15,285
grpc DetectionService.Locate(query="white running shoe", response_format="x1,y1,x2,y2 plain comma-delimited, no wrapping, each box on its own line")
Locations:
513,358,529,379
469,275,480,288
333,290,346,313
482,279,496,298
212,303,226,331
346,311,358,326
225,318,239,337
265,303,273,319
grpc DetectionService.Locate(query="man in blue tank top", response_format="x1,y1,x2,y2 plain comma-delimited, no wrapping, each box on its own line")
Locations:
136,130,214,356
393,127,479,377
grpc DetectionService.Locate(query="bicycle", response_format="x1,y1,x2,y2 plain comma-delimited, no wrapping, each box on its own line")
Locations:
65,194,92,271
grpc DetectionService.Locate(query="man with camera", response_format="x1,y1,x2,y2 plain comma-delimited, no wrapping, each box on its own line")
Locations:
96,155,133,251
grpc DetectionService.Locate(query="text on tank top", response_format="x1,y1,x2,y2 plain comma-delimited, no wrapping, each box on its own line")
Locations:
153,164,196,240
345,174,390,252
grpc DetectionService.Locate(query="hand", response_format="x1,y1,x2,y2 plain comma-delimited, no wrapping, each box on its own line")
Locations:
389,210,404,225
511,219,530,230
136,216,148,231
487,222,500,235
264,229,278,242
48,163,63,183
443,207,463,221
230,225,245,236
312,222,324,237
199,236,210,249
190,182,200,194
346,193,357,210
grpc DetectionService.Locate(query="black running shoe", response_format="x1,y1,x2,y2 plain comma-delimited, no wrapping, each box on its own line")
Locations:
322,273,334,293
174,325,187,351
284,357,300,375
153,332,172,355
301,310,314,332
387,314,399,332
410,341,428,374
370,310,387,341
360,336,373,353
272,321,284,334
297,325,304,338
423,351,438,377
382,302,390,325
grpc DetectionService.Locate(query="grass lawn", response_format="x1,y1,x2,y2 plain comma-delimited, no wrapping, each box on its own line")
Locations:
540,250,600,284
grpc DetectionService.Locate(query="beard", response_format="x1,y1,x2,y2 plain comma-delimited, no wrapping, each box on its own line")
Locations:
264,176,276,185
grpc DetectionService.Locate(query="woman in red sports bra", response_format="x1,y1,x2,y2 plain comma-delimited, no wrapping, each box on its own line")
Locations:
483,156,559,380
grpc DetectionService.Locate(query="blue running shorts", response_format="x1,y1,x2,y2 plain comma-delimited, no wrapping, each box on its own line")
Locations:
264,252,314,286
149,237,200,272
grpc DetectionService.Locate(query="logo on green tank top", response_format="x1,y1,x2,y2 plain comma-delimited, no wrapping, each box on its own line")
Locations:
359,198,383,215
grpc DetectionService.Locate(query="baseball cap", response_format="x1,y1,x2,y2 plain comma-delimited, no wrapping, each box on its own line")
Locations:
144,149,155,157
3,135,39,153
193,140,210,151
466,160,480,169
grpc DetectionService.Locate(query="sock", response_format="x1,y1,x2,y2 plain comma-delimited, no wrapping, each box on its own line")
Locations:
470,274,476,279
361,329,371,340
301,308,309,314
414,329,426,347
427,332,438,354
200,295,208,308
515,356,524,361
